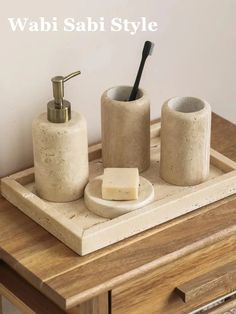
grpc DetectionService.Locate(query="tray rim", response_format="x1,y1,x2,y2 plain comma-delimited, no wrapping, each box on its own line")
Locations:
1,122,236,255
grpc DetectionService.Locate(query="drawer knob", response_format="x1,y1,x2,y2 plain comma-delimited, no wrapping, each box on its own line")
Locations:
175,261,236,303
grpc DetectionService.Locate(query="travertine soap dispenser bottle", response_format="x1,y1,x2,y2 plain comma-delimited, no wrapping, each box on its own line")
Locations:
32,71,89,202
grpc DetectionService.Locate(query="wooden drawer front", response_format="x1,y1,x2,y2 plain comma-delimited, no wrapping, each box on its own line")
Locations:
112,234,236,314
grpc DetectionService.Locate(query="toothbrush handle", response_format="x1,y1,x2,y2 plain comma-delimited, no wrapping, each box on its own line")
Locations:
129,57,146,101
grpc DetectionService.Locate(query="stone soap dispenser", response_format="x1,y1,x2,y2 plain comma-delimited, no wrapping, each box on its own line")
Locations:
32,71,89,202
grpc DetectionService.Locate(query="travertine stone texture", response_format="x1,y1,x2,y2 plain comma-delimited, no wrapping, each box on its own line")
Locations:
101,86,150,173
160,97,211,186
32,112,89,202
84,175,154,218
2,121,236,255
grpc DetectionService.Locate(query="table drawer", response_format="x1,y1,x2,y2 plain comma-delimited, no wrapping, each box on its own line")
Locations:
112,234,236,314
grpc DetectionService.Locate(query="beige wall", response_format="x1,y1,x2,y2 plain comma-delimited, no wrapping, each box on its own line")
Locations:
1,0,236,178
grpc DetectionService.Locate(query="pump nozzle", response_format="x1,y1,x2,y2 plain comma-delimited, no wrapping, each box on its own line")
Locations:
48,71,81,123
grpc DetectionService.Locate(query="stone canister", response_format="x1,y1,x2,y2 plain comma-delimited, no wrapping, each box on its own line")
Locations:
32,71,89,202
101,86,150,173
33,112,88,202
160,96,211,186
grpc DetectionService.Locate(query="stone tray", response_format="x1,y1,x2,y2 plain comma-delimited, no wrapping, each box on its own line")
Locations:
1,122,236,256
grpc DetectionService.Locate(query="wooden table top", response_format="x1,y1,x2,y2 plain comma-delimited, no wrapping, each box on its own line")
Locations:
0,113,236,310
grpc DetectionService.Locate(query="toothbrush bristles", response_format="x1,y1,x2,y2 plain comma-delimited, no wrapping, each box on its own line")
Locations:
149,42,155,55
143,41,155,57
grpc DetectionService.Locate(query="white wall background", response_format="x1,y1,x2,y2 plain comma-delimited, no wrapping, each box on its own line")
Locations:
0,1,236,313
1,0,236,178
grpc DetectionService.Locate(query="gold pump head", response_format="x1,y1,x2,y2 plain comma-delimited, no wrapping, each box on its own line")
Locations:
47,70,81,123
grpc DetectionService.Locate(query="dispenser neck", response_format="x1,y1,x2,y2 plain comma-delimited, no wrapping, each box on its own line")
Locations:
52,76,65,108
47,70,81,123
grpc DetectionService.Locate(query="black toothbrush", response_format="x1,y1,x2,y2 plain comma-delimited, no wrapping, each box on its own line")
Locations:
129,41,155,101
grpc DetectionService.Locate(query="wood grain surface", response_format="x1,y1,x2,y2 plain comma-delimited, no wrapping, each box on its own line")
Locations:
176,260,236,303
0,113,235,311
0,261,65,314
112,234,236,314
67,293,109,314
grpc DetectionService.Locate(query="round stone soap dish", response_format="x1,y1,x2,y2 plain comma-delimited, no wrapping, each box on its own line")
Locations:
84,175,154,219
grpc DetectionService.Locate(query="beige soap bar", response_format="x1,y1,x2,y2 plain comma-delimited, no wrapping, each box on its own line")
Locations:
102,168,139,201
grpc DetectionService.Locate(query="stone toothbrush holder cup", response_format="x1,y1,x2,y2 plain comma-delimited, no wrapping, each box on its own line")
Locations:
160,97,211,186
101,86,150,173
